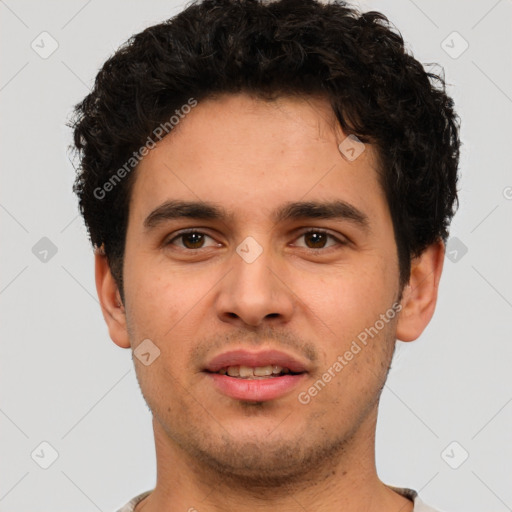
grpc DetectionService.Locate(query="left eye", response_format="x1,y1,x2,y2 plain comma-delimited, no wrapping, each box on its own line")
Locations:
293,230,344,250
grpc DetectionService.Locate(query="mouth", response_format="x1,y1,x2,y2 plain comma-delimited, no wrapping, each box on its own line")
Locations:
203,349,309,402
211,364,302,379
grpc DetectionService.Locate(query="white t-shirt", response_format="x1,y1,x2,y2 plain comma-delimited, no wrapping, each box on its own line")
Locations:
115,486,445,511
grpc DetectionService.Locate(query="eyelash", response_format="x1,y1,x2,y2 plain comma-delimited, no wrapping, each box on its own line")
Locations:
165,228,348,252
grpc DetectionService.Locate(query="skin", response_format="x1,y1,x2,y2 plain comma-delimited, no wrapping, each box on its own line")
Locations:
95,93,445,512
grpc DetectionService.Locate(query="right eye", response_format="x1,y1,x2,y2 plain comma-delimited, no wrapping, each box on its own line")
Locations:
166,230,221,250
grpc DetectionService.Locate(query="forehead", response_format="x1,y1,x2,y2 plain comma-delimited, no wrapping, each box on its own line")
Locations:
129,93,386,226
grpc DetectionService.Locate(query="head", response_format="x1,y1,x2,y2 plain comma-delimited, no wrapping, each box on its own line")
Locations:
70,0,459,486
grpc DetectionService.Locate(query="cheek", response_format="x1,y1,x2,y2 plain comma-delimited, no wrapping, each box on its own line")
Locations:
299,317,396,423
294,258,396,336
123,260,183,341
293,264,399,409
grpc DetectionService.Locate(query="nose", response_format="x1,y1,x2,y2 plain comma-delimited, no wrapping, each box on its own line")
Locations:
214,241,295,328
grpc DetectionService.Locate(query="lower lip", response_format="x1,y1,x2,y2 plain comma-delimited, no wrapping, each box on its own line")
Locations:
206,373,307,402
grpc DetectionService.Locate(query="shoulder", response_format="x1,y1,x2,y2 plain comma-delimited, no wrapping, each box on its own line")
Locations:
389,485,447,512
115,490,153,512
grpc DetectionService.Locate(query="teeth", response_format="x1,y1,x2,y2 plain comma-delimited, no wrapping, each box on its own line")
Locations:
239,365,253,378
219,365,289,379
254,365,273,376
227,366,240,377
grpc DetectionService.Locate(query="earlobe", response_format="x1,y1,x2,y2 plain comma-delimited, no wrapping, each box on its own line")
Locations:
396,240,445,342
94,248,131,349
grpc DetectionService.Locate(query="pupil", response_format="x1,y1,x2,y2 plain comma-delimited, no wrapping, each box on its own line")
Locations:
306,232,326,248
183,233,204,248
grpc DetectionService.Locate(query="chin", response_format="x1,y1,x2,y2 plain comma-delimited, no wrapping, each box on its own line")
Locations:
181,427,348,488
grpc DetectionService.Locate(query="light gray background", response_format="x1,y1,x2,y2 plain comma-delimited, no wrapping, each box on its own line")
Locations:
1,0,511,510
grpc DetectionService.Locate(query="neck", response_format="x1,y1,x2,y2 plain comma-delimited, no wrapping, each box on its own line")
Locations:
136,410,414,512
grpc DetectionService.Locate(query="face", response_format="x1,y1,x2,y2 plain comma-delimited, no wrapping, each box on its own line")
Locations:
111,93,405,484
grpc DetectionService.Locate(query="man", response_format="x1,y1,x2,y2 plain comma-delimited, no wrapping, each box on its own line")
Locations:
69,0,460,510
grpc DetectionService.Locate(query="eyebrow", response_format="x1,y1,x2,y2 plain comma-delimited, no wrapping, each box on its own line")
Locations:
143,199,370,232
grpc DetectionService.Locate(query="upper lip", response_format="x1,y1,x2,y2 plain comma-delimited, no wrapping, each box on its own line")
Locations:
204,349,310,373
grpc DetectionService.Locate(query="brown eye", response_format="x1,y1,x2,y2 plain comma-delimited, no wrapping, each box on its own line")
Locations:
303,231,329,249
294,229,347,251
167,231,218,250
180,232,206,249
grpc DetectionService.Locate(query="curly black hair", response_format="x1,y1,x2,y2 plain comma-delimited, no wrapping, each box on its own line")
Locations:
69,0,460,301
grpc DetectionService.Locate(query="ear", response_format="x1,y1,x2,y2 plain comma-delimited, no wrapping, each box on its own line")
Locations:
94,247,131,349
396,239,445,342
